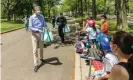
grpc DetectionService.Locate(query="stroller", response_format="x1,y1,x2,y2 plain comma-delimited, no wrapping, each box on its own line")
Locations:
75,31,90,54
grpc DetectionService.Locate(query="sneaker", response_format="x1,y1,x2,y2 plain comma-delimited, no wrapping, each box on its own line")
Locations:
80,55,89,59
34,66,38,72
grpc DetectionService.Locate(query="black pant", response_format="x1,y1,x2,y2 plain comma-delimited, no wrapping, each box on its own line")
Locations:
58,25,65,43
89,39,96,45
52,20,55,28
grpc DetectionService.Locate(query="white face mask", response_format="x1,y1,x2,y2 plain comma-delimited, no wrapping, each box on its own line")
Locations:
36,11,41,15
101,19,105,23
110,44,113,51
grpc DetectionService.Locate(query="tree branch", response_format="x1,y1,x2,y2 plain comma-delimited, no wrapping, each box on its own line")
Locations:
9,2,17,9
1,2,8,9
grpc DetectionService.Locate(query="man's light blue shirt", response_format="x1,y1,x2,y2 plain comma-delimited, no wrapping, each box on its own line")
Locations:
29,14,46,32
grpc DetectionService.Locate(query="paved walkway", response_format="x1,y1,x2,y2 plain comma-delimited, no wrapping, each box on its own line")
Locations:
1,23,75,80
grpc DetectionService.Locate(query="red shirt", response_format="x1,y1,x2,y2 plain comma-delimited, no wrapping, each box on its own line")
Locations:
101,21,108,35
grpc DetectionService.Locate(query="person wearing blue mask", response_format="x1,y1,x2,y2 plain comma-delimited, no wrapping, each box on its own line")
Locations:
29,6,46,72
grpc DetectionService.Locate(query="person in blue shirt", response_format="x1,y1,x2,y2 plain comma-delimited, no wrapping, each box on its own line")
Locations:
22,16,29,31
29,6,46,72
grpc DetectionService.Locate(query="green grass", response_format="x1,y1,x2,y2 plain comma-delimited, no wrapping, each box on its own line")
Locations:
128,13,133,17
1,20,24,33
74,17,133,35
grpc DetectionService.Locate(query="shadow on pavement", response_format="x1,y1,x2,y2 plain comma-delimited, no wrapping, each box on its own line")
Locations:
53,39,75,49
38,57,62,70
42,25,77,49
43,44,51,48
45,57,62,65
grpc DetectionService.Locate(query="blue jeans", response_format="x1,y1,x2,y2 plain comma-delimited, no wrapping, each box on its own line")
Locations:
25,24,28,31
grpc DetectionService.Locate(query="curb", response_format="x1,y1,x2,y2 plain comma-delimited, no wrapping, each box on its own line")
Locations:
71,48,76,80
74,49,82,80
1,27,24,34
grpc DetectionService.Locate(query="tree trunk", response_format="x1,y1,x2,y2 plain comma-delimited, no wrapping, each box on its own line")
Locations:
92,0,97,19
87,0,90,15
126,0,129,13
30,0,33,15
47,1,51,18
7,10,11,21
104,0,107,15
77,0,80,15
13,14,17,23
84,0,87,14
75,0,77,14
7,0,11,21
48,9,50,18
116,0,128,30
79,0,81,15
76,5,77,14
81,0,83,16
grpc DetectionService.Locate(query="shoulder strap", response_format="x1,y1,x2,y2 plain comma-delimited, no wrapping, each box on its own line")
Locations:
118,62,128,68
118,62,133,80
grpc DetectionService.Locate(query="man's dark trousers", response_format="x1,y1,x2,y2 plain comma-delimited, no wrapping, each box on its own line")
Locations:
58,24,65,43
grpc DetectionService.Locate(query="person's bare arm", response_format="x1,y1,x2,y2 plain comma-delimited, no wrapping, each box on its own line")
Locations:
111,65,129,80
100,72,111,80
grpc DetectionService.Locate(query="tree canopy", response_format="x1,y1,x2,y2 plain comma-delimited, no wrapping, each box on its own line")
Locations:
1,0,61,21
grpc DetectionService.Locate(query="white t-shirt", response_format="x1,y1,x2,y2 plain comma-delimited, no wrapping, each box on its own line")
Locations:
102,52,118,76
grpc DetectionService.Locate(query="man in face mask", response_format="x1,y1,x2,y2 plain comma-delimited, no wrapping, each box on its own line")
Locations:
56,13,67,43
100,15,108,35
29,6,46,72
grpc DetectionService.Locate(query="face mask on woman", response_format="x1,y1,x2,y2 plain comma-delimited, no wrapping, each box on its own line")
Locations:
101,19,105,23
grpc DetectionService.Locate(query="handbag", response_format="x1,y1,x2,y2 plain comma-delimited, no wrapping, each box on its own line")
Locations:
63,25,70,33
50,19,53,24
41,26,54,43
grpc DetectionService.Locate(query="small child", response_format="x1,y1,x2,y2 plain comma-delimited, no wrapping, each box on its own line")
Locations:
86,20,99,48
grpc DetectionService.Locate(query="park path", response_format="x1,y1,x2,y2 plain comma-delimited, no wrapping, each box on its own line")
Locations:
1,22,75,80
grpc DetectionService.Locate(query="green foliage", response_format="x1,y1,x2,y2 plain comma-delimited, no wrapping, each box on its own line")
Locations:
96,0,104,12
1,0,61,21
60,0,76,12
1,19,24,32
74,16,133,35
129,0,133,13
59,0,116,15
